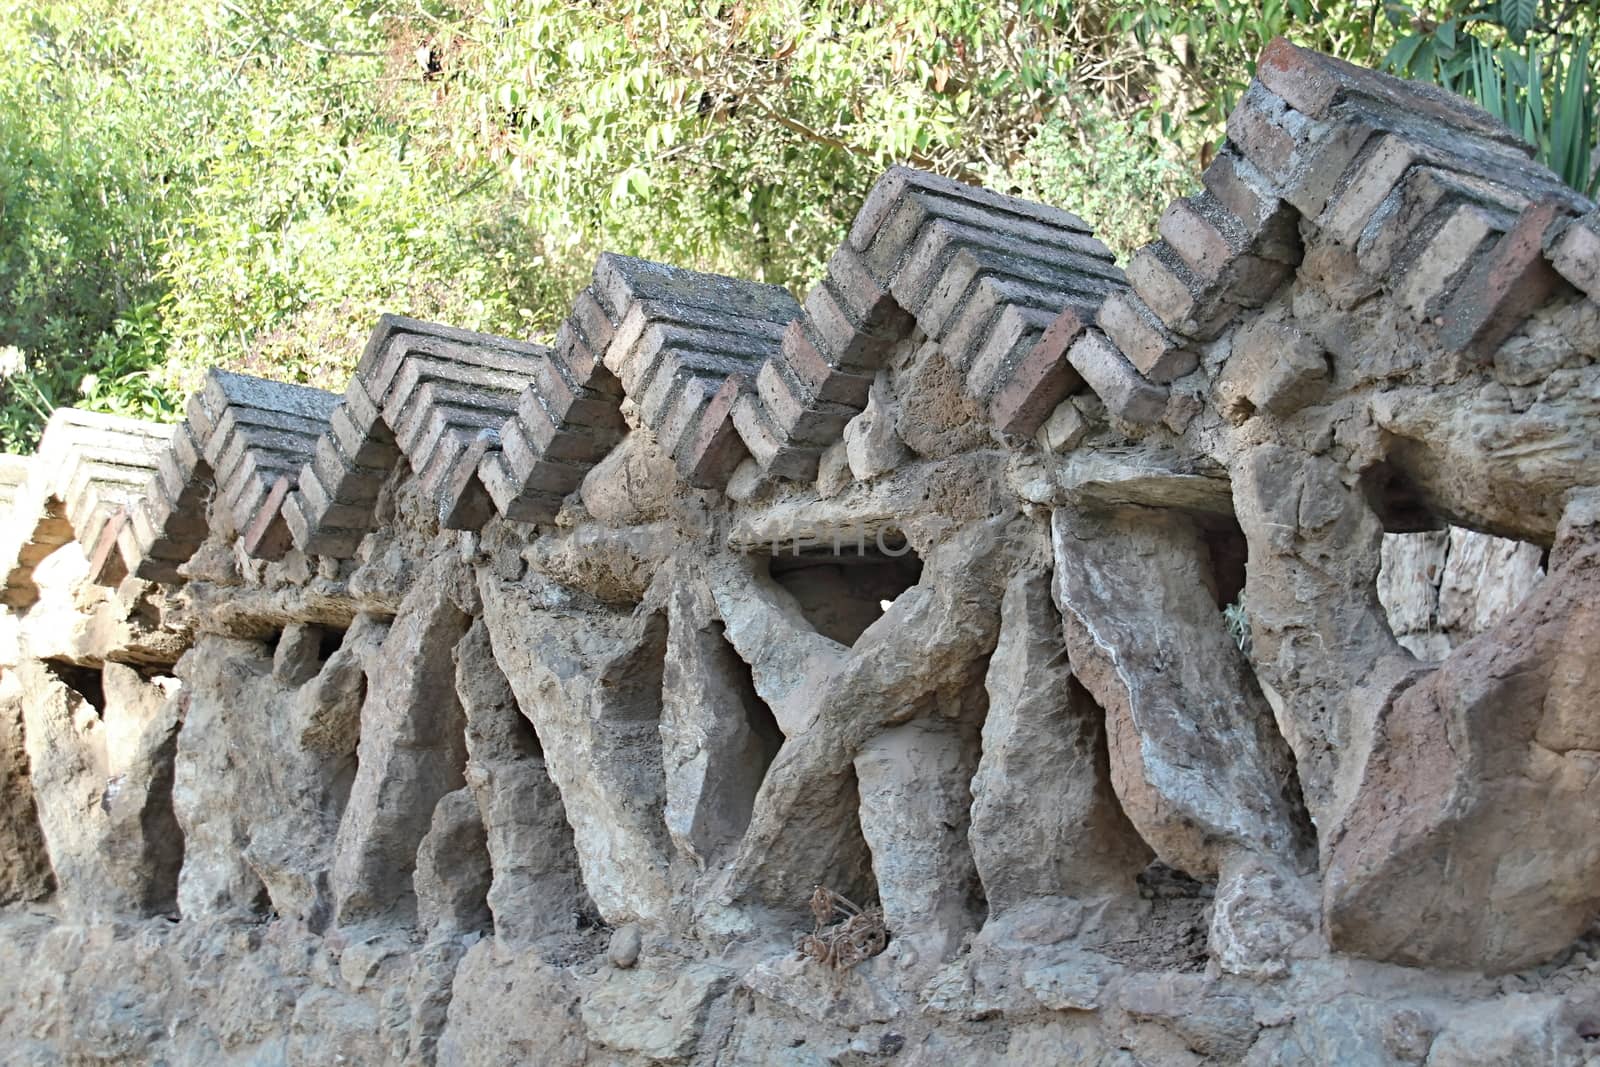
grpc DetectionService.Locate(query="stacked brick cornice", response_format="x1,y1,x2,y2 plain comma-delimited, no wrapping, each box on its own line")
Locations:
0,409,169,602
8,36,1596,583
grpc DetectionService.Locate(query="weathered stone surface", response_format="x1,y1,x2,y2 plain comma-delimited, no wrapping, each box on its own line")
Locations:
18,658,181,919
580,963,732,1060
1051,508,1309,878
1324,542,1600,973
969,572,1150,917
576,430,678,525
856,715,983,966
0,666,52,904
413,787,491,938
478,570,673,925
332,558,473,925
453,618,587,944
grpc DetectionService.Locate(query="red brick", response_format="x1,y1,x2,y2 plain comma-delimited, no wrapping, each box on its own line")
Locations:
781,321,872,408
85,508,130,585
756,358,856,446
554,319,622,398
1546,211,1600,299
1066,330,1169,426
1126,242,1241,340
965,304,1058,400
730,390,823,480
987,307,1090,436
1320,134,1418,245
1394,203,1499,319
803,282,899,373
1201,150,1301,261
476,450,563,525
1257,36,1528,152
1354,167,1522,279
1160,197,1243,281
848,164,1093,253
826,245,912,334
677,376,750,489
1441,199,1573,358
241,475,294,560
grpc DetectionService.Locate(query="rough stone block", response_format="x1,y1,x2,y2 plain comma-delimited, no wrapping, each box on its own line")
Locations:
1218,309,1330,418
1035,400,1090,453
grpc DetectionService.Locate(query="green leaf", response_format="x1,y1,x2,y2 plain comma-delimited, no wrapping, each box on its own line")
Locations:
1499,0,1537,45
1385,33,1427,76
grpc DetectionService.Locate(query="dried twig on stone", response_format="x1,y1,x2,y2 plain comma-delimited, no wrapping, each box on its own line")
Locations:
796,885,888,969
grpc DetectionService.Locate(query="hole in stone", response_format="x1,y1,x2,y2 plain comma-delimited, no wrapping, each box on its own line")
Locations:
1199,516,1249,610
714,622,783,846
43,660,104,714
1378,525,1547,662
1192,514,1252,651
764,534,923,646
1360,461,1446,534
329,670,367,823
317,625,346,663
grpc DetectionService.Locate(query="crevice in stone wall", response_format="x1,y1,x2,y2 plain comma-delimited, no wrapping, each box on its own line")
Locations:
140,699,185,917
764,539,923,646
722,624,785,836
1359,460,1446,535
42,660,104,715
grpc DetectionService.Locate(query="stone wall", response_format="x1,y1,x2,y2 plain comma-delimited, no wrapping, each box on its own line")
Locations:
2,38,1600,1065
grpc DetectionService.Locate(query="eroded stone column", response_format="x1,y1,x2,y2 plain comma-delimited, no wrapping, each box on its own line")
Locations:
969,571,1151,919
454,619,587,943
176,617,384,927
0,666,52,904
20,659,181,918
478,570,673,926
855,715,982,963
1050,507,1309,878
1231,445,1419,832
661,568,783,872
333,561,472,926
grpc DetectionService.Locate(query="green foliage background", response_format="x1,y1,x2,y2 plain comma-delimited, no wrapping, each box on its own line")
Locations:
1,0,1596,449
